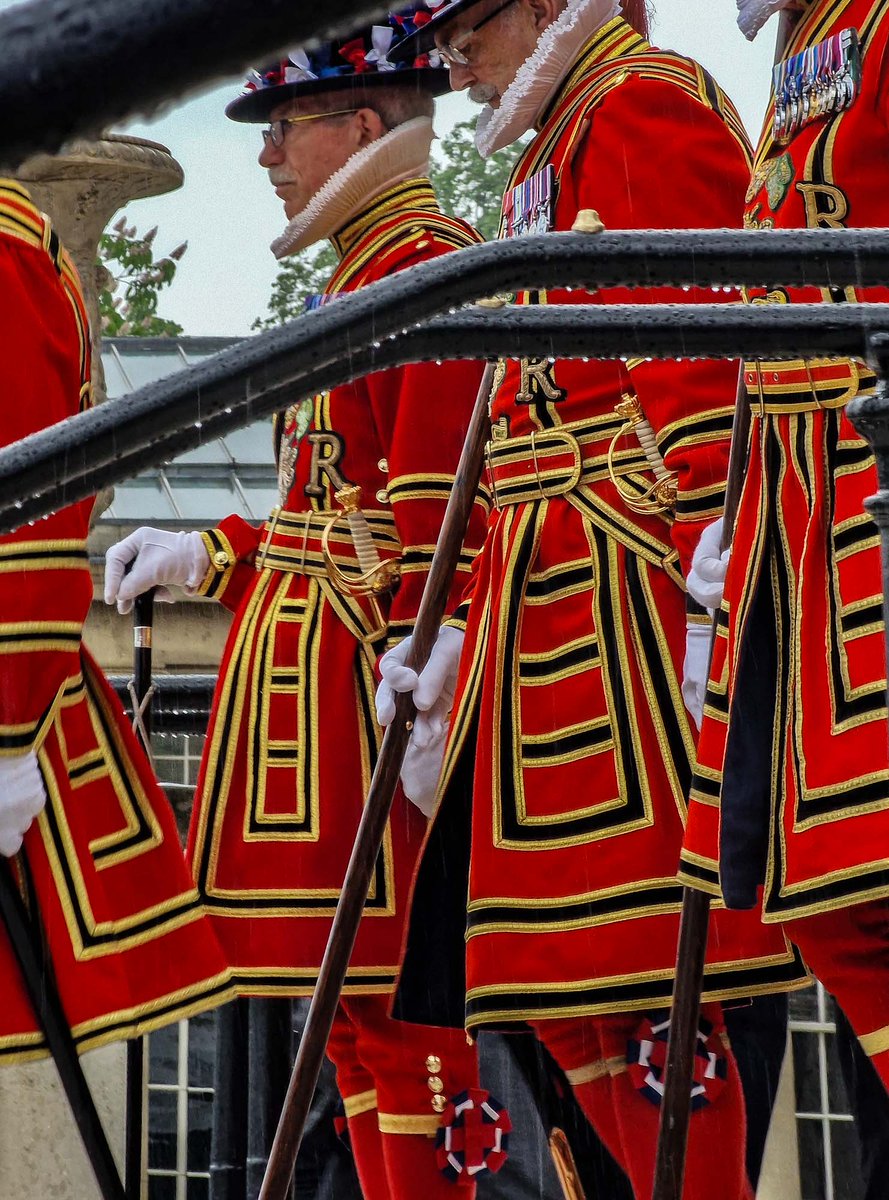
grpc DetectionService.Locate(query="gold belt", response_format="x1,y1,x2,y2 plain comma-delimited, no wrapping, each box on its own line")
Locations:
486,418,651,509
744,358,876,414
256,507,401,595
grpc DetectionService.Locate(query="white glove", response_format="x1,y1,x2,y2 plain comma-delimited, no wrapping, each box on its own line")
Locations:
737,0,796,40
400,700,450,818
686,518,730,611
375,626,464,740
0,753,48,857
681,622,713,731
375,628,464,817
104,527,210,615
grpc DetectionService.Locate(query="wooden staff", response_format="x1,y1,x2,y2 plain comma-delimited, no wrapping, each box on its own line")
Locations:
126,587,157,1200
651,11,804,1198
258,362,495,1200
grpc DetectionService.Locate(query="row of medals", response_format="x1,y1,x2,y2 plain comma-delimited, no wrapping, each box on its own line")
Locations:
772,28,861,144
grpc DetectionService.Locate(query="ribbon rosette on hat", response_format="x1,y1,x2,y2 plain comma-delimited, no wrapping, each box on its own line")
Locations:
434,1088,511,1185
626,1012,728,1110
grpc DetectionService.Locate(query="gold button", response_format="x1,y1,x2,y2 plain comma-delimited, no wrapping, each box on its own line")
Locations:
431,1094,447,1113
213,551,229,568
375,489,388,504
427,1076,444,1094
377,458,389,473
425,1055,442,1074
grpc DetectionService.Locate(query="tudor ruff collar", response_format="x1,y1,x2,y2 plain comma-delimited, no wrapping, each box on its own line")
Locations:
475,0,620,158
270,116,435,259
737,0,800,41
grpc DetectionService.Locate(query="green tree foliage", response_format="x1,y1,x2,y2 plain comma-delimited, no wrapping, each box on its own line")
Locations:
252,118,522,328
252,242,338,332
432,118,520,241
98,217,187,337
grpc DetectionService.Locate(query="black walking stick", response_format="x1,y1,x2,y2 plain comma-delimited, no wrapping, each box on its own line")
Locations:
126,587,158,1200
258,363,495,1200
651,14,805,1198
0,858,127,1200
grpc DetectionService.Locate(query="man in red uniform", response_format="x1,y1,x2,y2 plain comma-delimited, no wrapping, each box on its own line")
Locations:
0,180,233,1062
680,0,889,1093
105,13,490,1198
379,0,809,1195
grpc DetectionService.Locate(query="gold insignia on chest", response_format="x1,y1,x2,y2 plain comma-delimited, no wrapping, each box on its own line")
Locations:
745,152,794,210
514,358,567,407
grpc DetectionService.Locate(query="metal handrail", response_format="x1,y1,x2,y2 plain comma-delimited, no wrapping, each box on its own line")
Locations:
2,228,889,532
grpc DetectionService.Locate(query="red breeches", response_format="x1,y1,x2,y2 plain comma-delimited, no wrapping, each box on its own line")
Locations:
326,995,479,1200
531,1005,753,1200
789,900,889,1093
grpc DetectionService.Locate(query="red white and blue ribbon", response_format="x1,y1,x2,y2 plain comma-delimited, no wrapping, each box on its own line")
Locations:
435,1088,511,1185
626,1012,728,1111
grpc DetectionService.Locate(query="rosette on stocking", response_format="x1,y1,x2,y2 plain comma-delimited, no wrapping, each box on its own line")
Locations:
626,1011,727,1110
434,1088,511,1185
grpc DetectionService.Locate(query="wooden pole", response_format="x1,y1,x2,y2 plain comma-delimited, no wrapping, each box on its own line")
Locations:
258,363,495,1200
651,12,803,1198
126,587,156,1200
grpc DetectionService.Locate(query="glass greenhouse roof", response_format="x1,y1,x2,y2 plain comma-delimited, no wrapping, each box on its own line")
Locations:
100,337,279,525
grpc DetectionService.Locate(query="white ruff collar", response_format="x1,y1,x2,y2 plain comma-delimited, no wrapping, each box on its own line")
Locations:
475,0,620,157
271,117,435,259
737,0,798,40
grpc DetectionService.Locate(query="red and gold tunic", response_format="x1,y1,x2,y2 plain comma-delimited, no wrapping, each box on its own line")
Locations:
0,181,232,1062
397,18,807,1033
680,0,889,921
186,180,488,995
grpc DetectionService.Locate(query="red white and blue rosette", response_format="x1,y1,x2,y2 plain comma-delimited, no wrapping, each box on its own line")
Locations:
435,1088,511,1185
626,1011,728,1110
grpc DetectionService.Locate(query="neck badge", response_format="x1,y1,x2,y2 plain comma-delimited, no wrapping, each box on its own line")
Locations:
772,28,861,145
502,165,556,239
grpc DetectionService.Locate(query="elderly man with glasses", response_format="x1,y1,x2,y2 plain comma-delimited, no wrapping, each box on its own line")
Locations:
378,0,809,1196
104,11,496,1198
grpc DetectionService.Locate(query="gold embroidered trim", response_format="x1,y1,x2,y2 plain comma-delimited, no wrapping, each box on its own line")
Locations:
344,1088,378,1118
377,1113,442,1136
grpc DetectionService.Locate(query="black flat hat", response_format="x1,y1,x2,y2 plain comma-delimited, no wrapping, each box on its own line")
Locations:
385,0,485,63
226,8,451,123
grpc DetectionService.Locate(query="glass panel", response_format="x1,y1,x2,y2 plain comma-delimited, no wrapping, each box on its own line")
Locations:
112,351,185,391
167,479,239,521
104,479,178,521
176,440,229,465
187,1094,213,1173
100,352,132,400
148,1090,178,1171
790,984,819,1024
792,1031,822,1113
830,1121,863,1199
826,1028,852,1115
223,422,276,465
148,1175,177,1200
187,1010,216,1088
149,1022,179,1086
240,482,279,521
796,1117,826,1199
187,1178,209,1200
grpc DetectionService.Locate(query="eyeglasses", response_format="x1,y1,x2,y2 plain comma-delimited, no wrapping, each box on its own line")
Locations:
438,0,517,67
261,109,357,148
